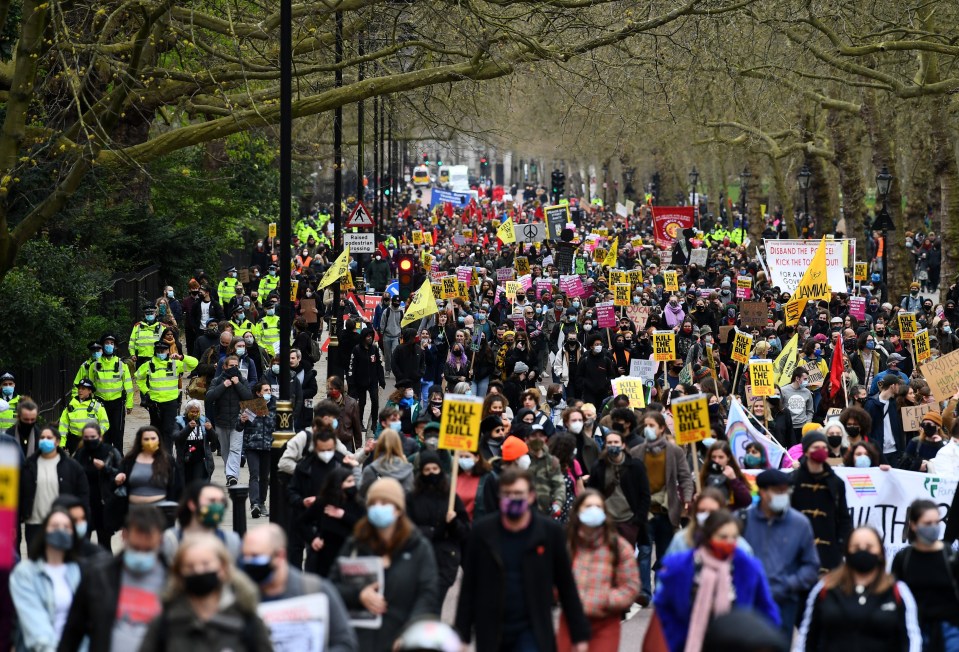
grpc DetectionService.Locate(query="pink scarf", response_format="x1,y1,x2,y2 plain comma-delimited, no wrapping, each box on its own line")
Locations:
684,549,733,652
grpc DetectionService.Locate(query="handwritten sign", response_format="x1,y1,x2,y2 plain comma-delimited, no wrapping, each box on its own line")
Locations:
921,349,959,403
901,403,936,432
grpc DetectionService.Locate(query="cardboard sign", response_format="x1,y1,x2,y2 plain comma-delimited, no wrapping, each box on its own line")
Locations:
596,302,617,329
610,376,647,409
671,394,710,445
849,296,866,321
626,304,649,329
614,283,631,307
689,248,708,267
806,364,825,388
515,256,531,276
664,270,679,292
731,330,753,364
899,312,917,340
901,403,936,432
921,349,959,403
300,298,318,324
749,359,776,397
496,267,516,282
653,331,677,362
855,262,867,281
240,397,270,417
736,277,752,300
441,276,458,299
629,359,658,383
438,394,483,452
739,301,768,330
238,267,251,284
915,328,932,363
719,325,735,344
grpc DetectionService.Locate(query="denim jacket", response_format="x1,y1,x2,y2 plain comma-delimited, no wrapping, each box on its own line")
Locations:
9,559,84,652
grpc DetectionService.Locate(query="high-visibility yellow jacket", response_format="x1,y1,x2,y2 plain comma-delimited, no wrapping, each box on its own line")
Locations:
136,355,199,404
258,275,280,296
229,319,256,335
73,355,134,408
58,397,109,444
257,315,281,353
129,321,163,359
0,394,19,431
218,277,238,306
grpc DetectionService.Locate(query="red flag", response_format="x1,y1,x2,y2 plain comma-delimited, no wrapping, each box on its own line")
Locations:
444,201,454,218
377,243,389,259
829,334,845,398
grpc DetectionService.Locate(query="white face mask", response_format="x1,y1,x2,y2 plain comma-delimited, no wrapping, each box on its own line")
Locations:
516,454,532,470
568,420,584,434
695,512,710,526
593,345,603,354
317,450,336,463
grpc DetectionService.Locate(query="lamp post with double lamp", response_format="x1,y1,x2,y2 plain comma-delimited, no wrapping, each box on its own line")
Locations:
797,164,811,237
688,166,699,229
738,166,750,239
873,165,895,304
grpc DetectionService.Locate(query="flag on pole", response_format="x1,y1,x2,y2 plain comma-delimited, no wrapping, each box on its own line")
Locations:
401,280,439,327
726,397,787,469
829,333,845,398
783,236,831,325
318,246,350,289
773,334,799,387
497,217,516,244
603,237,619,268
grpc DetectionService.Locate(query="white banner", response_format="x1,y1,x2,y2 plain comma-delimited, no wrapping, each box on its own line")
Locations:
763,239,851,293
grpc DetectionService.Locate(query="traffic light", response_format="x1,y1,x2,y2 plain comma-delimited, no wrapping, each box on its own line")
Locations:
397,254,415,300
480,156,489,174
422,153,429,164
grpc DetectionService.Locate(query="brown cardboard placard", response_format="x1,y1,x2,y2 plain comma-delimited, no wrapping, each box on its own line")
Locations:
921,349,959,403
739,301,768,330
901,403,935,432
300,298,318,323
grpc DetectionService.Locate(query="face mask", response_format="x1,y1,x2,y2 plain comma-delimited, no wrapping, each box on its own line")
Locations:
157,353,169,361
262,393,272,402
607,445,623,457
827,435,843,449
458,457,476,472
92,351,102,361
39,439,56,455
46,529,73,551
695,512,710,526
644,426,658,441
808,448,829,463
83,437,100,451
331,418,339,430
425,437,439,450
846,549,880,573
244,336,255,345
145,314,156,322
911,290,919,296
386,420,402,432
103,344,115,355
769,493,790,513
124,549,157,574
500,497,530,520
516,454,532,470
568,420,584,434
593,345,603,354
854,455,871,468
701,437,716,448
183,571,221,597
584,324,592,331
915,524,940,545
75,521,88,538
199,502,225,527
845,425,860,438
317,450,336,463
572,301,581,309
922,423,938,436
235,347,246,357
166,290,174,299
0,386,13,398
367,504,397,529
236,313,245,322
708,539,737,561
272,364,280,375
744,453,762,467
579,505,607,528
241,555,275,584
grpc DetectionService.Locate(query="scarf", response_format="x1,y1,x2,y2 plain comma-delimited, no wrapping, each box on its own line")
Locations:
645,435,668,455
665,303,686,327
684,550,733,652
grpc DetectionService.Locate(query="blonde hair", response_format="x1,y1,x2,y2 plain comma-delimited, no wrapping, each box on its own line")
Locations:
374,429,408,463
168,533,232,598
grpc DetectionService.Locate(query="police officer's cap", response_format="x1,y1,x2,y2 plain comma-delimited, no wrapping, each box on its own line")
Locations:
226,266,238,273
87,341,103,352
100,333,117,344
76,379,96,391
267,264,277,271
232,304,245,314
143,305,156,313
0,372,14,382
154,341,171,351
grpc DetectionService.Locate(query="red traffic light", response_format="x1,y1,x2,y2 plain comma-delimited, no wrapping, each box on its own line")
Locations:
399,258,413,272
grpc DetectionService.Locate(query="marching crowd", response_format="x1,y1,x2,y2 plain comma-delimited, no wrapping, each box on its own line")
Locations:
2,190,959,652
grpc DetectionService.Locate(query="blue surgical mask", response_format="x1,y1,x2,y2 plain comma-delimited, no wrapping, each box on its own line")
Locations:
854,455,871,468
267,308,276,316
124,549,157,574
243,301,251,308
272,364,280,375
702,437,716,448
145,314,155,322
386,420,402,432
236,313,245,321
39,439,56,455
331,418,339,430
92,351,102,360
633,297,641,304
75,521,88,539
167,290,174,298
0,386,12,398
262,393,272,402
367,504,397,529
578,505,607,528
866,341,876,350
572,301,581,309
235,347,246,357
644,426,658,441
157,353,169,361
535,307,543,315
104,344,115,355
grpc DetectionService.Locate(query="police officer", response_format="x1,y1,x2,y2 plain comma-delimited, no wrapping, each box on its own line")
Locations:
0,371,20,432
58,379,110,453
89,334,134,453
136,341,199,449
258,264,280,297
129,305,163,366
257,299,281,355
228,304,255,335
218,266,239,310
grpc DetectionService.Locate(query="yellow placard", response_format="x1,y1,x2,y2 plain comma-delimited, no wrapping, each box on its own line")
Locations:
671,394,711,445
609,270,627,287
630,237,644,249
915,328,932,363
497,218,516,244
593,247,607,263
438,394,484,451
653,331,677,362
854,262,867,281
749,359,776,397
611,376,647,409
423,231,433,246
505,281,521,300
784,298,807,327
791,236,831,302
614,283,631,307
899,312,917,340
463,229,474,240
290,279,299,301
431,282,442,298
664,270,679,292
422,252,434,268
0,465,18,509
457,280,470,300
441,276,458,299
594,228,609,237
737,277,752,291
412,231,424,245
515,256,531,276
629,269,644,288
731,330,754,364
268,223,277,239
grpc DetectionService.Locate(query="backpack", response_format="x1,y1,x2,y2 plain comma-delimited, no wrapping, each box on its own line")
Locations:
309,338,322,363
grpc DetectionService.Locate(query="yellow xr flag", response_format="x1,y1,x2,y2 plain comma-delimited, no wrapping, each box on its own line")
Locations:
497,217,516,244
773,334,799,387
792,236,831,302
318,246,350,288
402,280,439,327
603,237,619,267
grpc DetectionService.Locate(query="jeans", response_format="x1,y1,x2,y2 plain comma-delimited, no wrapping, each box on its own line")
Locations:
638,512,676,599
216,425,243,479
501,628,539,652
247,449,271,506
922,621,959,652
776,597,799,641
471,376,490,398
420,380,434,406
383,334,400,374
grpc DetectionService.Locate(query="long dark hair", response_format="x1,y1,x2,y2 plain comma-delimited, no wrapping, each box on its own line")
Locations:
549,432,577,473
567,490,621,565
28,507,79,562
176,480,227,528
352,512,415,557
823,526,895,594
319,467,354,505
906,499,939,543
123,425,172,486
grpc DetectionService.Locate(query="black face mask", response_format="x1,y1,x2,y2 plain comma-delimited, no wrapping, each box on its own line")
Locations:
183,571,221,596
845,425,860,437
422,473,442,486
846,550,881,573
708,461,724,474
241,560,274,584
827,435,843,449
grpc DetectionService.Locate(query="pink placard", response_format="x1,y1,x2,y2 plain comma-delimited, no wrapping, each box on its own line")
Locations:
596,302,616,329
518,274,532,291
849,296,866,321
456,266,473,282
559,275,585,297
536,279,552,299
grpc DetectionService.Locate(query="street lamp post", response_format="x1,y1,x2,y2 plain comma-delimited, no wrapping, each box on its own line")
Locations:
739,166,750,237
688,166,699,229
327,9,344,377
873,165,895,304
797,165,811,237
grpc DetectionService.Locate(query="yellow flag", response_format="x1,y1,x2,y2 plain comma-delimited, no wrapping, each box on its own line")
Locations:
773,334,799,387
401,280,439,327
783,298,807,327
497,217,516,244
791,236,831,302
318,246,350,289
603,237,619,267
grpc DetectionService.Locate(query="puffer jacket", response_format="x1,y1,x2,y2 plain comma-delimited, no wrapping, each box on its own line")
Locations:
205,372,254,428
238,399,276,451
358,457,414,498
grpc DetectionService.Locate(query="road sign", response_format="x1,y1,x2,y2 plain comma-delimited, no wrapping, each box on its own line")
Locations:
346,202,374,228
518,222,547,244
344,232,375,253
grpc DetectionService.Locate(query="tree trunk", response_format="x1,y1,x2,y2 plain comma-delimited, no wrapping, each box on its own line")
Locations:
767,155,794,240
827,107,867,244
931,97,959,302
